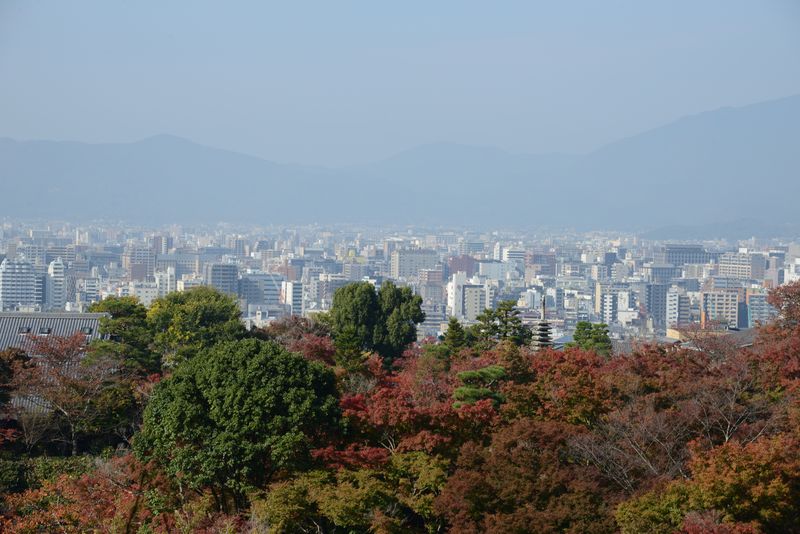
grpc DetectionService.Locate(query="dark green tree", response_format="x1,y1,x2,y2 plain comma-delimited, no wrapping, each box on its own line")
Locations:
373,281,425,361
330,282,380,350
89,296,159,374
452,364,507,408
333,325,367,372
330,281,424,365
443,317,466,351
146,286,247,367
474,300,532,347
567,322,613,356
134,338,340,512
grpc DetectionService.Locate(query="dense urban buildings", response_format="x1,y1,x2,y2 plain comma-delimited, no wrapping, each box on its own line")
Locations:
0,220,792,344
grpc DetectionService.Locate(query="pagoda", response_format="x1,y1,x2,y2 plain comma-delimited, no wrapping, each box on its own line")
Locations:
531,295,553,351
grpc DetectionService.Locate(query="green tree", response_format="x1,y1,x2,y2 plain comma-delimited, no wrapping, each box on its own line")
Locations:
615,481,695,534
89,296,159,374
330,282,379,350
474,300,532,347
146,286,247,367
567,321,612,356
443,317,466,351
452,364,507,408
330,281,424,365
373,281,426,361
134,338,339,511
333,325,367,372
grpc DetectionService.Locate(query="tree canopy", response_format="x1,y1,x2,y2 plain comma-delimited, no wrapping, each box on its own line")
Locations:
330,281,424,364
5,281,800,533
472,300,532,347
146,286,247,367
567,321,613,356
89,296,159,374
134,338,339,511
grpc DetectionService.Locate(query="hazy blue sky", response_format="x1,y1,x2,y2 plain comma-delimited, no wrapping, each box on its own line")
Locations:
1,1,799,165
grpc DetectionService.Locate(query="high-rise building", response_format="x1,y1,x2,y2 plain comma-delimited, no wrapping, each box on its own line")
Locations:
646,283,669,328
461,284,487,322
46,257,66,310
745,290,776,327
666,287,691,328
155,267,177,297
123,245,155,281
390,249,438,279
718,253,766,281
502,249,526,265
128,281,159,307
701,290,739,329
203,263,239,295
281,281,304,316
0,258,37,311
601,293,618,324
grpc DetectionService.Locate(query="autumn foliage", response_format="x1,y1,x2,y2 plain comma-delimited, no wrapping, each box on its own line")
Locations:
3,282,800,532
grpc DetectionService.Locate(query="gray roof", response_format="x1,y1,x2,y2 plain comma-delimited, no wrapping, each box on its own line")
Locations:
0,312,108,352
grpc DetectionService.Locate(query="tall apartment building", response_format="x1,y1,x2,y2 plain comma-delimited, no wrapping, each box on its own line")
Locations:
701,290,739,328
418,269,444,285
0,258,37,311
646,283,669,328
128,281,159,307
502,249,526,265
343,262,372,281
151,235,173,255
718,253,766,281
446,271,495,322
203,263,239,295
309,273,349,309
643,263,681,284
123,245,155,281
154,267,177,297
281,281,304,316
745,290,776,327
601,293,618,324
390,249,438,279
666,287,691,328
46,257,66,310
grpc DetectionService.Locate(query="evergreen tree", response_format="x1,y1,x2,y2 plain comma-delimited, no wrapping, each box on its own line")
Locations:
443,317,466,350
474,300,532,347
567,321,613,356
330,281,424,365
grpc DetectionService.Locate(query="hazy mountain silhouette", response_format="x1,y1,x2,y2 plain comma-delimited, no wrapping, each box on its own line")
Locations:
1,94,798,230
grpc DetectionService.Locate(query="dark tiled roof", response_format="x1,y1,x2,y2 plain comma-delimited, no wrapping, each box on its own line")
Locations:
0,312,107,352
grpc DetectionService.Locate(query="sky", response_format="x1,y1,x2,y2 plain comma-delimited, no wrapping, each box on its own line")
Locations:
1,1,799,166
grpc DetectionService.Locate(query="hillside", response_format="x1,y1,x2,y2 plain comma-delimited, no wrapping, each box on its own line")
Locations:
1,95,798,229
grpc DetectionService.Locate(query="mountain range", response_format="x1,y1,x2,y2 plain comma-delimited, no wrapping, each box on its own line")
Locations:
1,94,799,235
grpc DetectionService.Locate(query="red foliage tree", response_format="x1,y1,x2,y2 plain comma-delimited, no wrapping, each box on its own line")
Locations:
434,418,617,533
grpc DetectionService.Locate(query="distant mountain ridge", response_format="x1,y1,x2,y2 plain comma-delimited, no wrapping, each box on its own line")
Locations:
1,94,799,233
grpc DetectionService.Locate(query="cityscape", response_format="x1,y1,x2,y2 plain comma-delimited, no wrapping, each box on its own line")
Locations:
2,1,800,533
1,221,797,345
